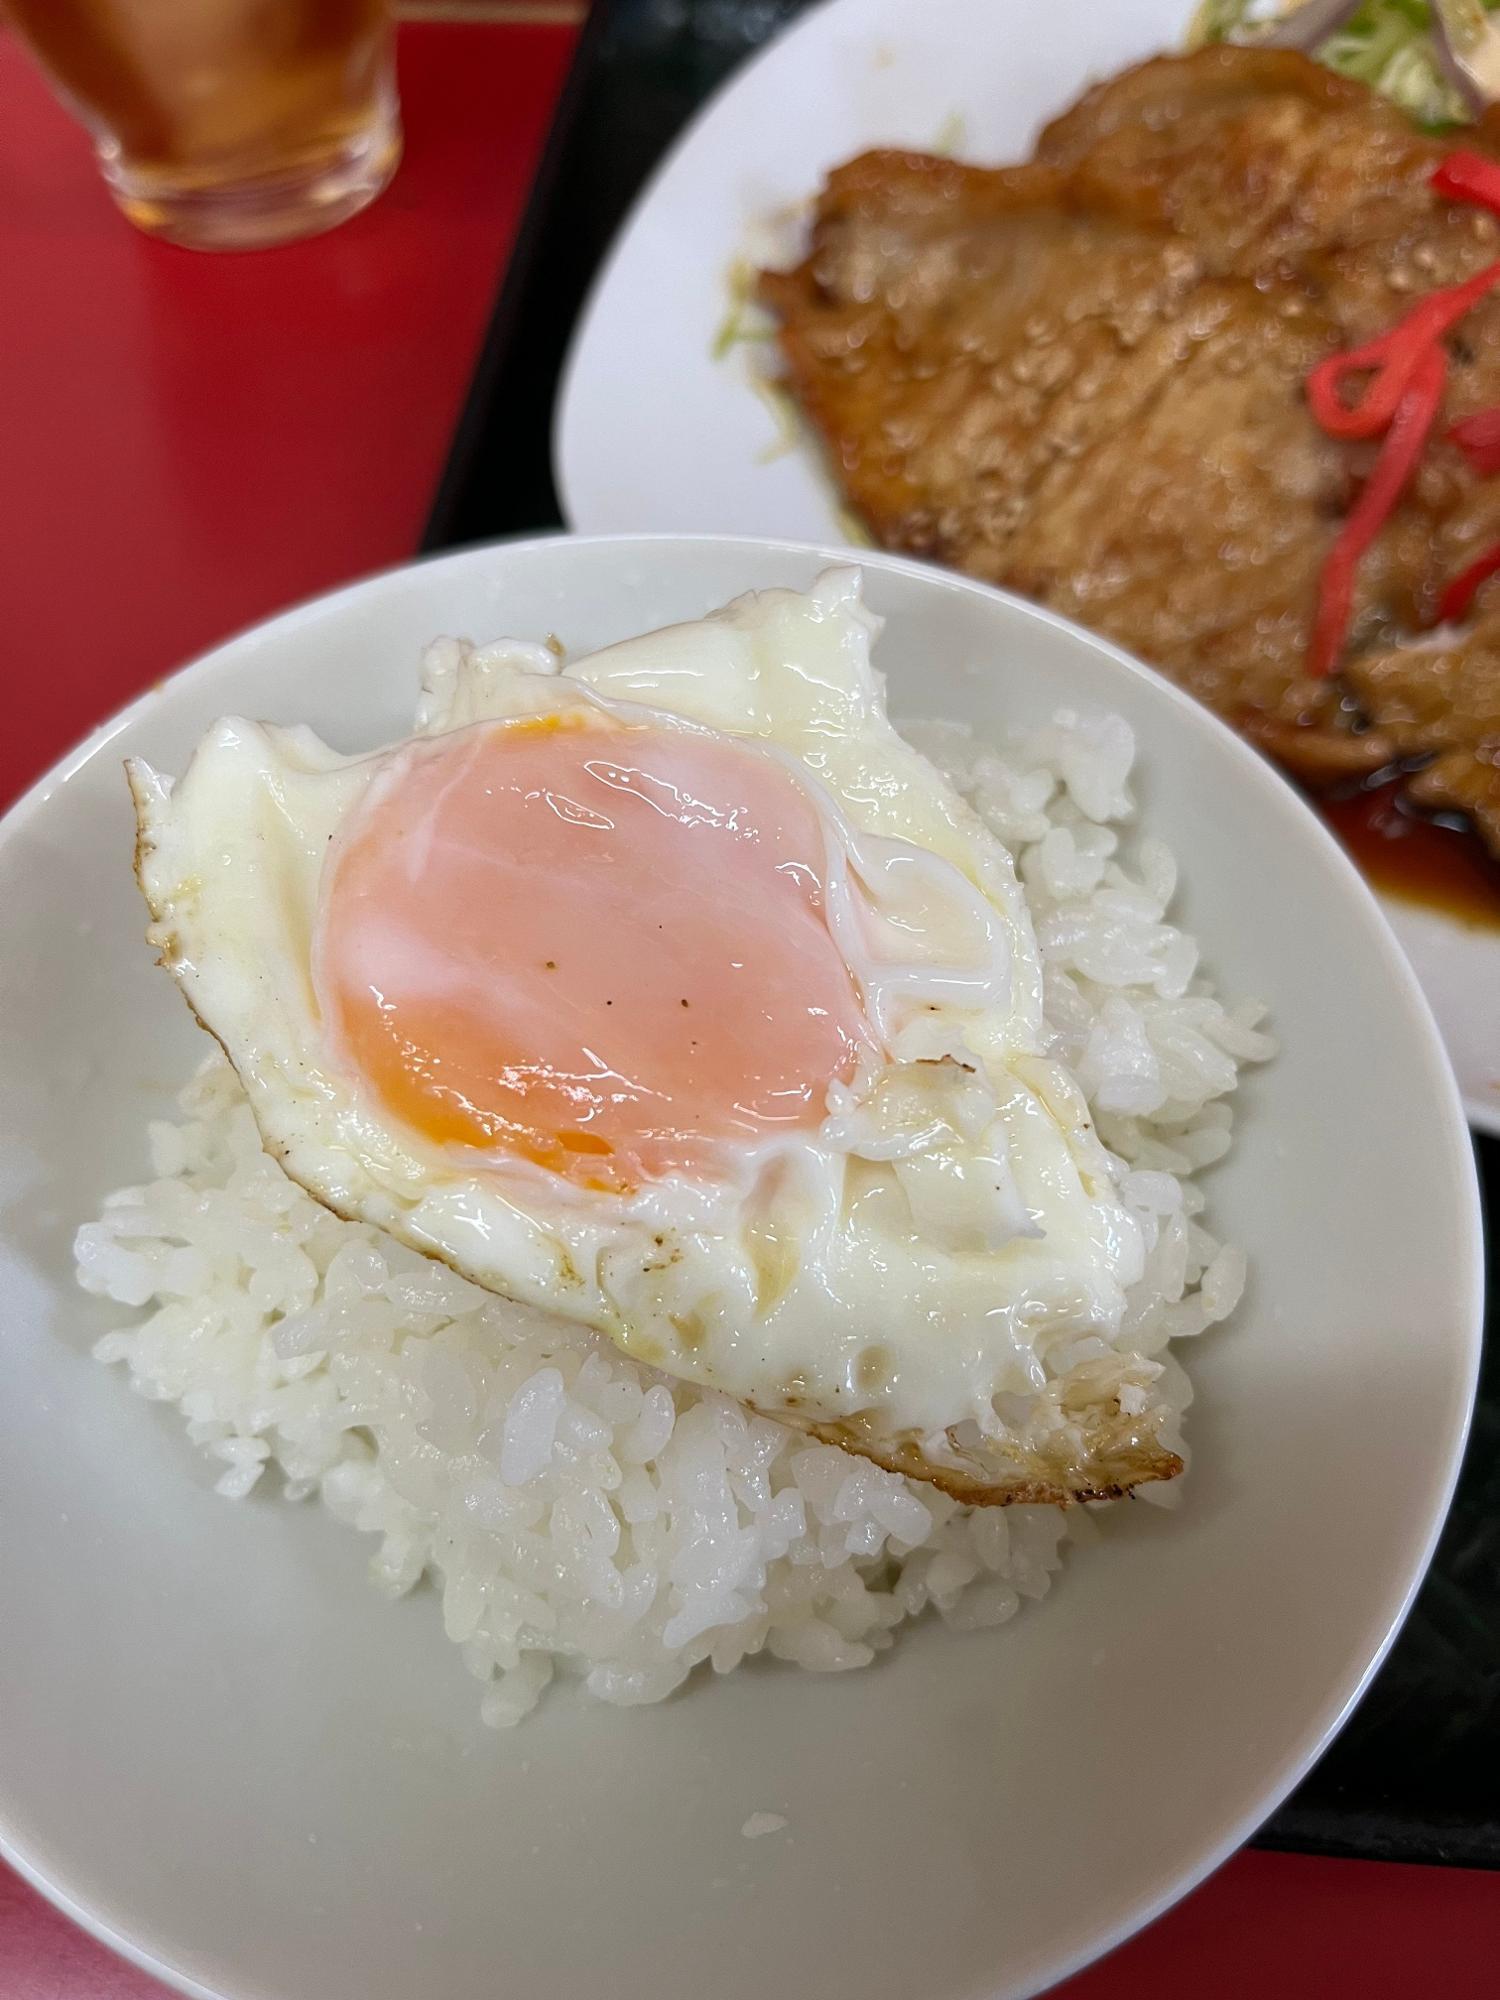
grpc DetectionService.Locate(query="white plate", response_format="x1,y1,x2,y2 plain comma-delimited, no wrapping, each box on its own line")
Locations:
0,535,1482,2000
555,0,1500,1134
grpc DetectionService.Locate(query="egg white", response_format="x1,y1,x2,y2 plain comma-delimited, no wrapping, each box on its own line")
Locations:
130,569,1158,1499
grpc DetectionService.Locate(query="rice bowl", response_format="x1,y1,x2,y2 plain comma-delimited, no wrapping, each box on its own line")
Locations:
0,536,1480,2000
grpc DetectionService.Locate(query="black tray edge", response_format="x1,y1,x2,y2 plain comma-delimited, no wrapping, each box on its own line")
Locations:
422,0,612,549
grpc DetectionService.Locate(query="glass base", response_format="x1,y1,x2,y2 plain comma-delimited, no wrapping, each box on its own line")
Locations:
99,102,402,252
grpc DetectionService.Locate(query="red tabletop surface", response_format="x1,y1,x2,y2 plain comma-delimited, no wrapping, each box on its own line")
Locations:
1,12,1497,1998
0,13,576,810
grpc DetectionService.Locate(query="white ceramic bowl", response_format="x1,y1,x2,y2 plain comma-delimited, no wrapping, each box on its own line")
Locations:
0,536,1482,2000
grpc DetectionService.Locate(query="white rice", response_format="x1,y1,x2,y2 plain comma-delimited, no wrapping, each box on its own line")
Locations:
77,709,1271,1726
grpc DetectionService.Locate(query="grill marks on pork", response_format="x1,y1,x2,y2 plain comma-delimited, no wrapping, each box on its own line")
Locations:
760,46,1500,848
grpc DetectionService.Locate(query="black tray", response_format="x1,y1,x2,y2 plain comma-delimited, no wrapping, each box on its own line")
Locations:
423,0,1499,1870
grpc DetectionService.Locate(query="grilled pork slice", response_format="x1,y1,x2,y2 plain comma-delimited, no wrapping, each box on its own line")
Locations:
761,45,1500,842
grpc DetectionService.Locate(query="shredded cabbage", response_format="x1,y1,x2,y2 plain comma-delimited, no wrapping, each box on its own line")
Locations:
1190,0,1500,127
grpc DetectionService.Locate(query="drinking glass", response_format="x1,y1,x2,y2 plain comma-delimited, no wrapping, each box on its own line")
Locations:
6,0,402,250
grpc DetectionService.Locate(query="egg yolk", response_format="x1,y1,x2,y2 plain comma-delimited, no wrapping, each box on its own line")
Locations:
315,715,873,1188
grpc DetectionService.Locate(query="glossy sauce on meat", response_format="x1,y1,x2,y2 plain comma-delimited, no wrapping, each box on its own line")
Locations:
762,45,1500,895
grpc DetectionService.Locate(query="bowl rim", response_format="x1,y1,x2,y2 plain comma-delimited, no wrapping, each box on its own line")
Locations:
0,530,1484,2000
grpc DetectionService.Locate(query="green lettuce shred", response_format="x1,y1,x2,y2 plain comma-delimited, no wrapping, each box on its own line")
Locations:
1190,0,1500,128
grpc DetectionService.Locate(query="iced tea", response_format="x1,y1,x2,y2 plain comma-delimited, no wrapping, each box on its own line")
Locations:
7,0,400,249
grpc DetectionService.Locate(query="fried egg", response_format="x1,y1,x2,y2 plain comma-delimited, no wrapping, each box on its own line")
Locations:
129,569,1175,1502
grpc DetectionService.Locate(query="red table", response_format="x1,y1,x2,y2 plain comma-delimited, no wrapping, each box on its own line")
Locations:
1,12,1496,1996
0,11,577,808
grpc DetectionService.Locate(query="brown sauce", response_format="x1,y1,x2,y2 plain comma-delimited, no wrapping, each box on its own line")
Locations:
1318,780,1500,930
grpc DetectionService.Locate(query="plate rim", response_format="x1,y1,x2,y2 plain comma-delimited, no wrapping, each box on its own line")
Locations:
0,529,1485,2000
